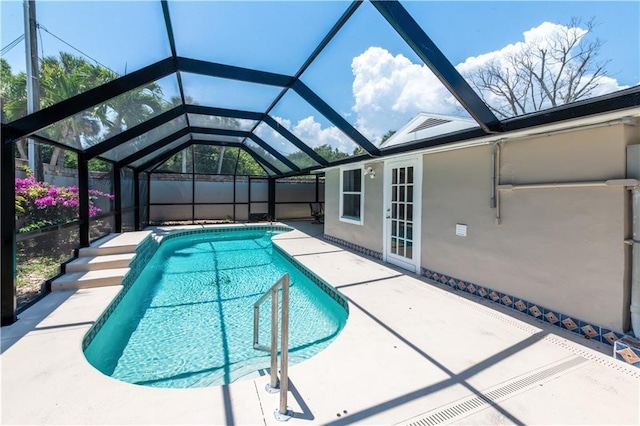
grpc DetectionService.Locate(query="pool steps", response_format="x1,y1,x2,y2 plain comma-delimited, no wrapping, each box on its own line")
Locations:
50,231,151,291
65,253,136,272
50,268,130,291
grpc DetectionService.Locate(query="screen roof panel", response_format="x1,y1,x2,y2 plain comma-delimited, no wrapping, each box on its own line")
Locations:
181,73,282,112
101,115,188,162
299,1,470,145
254,122,320,169
1,1,171,118
129,134,191,170
168,1,351,75
34,74,181,150
187,114,256,131
269,90,363,161
243,138,293,174
403,1,640,120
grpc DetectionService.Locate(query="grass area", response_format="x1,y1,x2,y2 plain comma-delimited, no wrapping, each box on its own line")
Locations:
16,254,63,307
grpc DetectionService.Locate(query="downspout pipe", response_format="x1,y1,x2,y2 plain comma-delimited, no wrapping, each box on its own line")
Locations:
631,184,640,337
628,144,640,337
490,141,503,225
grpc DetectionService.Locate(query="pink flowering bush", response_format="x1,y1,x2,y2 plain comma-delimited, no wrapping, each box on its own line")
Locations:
15,176,114,232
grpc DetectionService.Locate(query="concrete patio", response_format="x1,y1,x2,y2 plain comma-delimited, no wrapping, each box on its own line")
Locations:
1,221,638,425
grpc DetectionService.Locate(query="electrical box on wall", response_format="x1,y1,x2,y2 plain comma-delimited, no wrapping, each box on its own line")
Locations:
456,224,467,237
628,145,640,179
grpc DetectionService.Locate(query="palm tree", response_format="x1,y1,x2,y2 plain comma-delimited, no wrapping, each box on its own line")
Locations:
2,53,117,165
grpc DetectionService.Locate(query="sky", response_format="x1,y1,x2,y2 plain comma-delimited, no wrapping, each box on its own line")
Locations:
1,0,639,152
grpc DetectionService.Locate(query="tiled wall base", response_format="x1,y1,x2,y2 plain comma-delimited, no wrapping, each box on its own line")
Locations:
323,234,383,260
614,336,640,367
421,268,629,351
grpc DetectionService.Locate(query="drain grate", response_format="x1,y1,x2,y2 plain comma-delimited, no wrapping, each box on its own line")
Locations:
404,356,587,426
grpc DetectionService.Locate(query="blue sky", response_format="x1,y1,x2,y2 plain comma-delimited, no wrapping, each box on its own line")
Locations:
1,1,639,145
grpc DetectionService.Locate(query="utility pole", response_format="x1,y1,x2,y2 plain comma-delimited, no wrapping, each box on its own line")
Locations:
24,0,42,181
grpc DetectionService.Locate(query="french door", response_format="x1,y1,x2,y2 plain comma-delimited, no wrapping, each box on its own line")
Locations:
384,158,421,272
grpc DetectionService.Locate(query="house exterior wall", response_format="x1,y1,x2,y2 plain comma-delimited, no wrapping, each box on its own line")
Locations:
325,162,385,255
324,122,637,333
422,124,630,331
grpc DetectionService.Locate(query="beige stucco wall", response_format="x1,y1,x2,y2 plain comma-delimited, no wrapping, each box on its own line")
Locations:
422,124,631,331
324,162,385,253
323,123,636,332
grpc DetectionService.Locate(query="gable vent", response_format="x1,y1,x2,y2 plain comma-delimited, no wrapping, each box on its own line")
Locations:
409,118,451,133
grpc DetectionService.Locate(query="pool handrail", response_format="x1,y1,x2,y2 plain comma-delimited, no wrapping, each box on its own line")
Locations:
253,273,292,421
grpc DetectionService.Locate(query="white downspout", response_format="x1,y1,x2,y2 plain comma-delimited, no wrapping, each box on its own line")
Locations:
628,143,640,337
631,184,640,337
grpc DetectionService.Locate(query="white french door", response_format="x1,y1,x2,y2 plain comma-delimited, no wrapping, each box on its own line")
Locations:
384,158,421,272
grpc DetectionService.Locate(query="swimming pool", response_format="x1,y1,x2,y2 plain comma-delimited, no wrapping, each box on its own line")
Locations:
84,227,348,388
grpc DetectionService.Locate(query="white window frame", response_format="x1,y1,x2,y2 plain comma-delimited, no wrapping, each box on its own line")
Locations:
339,166,364,225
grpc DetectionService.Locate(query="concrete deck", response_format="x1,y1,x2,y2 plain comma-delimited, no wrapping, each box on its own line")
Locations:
1,221,638,425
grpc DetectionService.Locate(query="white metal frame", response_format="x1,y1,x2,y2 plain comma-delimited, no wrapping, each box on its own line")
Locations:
382,156,422,273
339,165,364,225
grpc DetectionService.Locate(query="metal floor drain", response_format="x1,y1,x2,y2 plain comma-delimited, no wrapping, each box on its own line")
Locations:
403,356,587,426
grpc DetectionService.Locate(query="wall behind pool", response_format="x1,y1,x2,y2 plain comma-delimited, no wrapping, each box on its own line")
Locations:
322,123,635,337
324,162,385,258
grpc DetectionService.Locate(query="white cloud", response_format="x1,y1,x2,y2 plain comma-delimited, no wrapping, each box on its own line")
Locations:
255,116,355,155
260,21,628,154
290,116,355,153
456,21,627,115
351,46,462,142
350,22,627,141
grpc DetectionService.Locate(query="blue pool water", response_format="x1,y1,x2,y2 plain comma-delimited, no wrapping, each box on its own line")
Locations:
84,229,348,388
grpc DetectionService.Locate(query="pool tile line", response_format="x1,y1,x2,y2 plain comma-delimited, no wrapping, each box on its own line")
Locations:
272,244,349,312
81,234,160,350
420,267,627,350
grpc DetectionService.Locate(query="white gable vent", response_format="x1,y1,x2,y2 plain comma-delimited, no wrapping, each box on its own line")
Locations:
409,117,451,133
379,113,478,149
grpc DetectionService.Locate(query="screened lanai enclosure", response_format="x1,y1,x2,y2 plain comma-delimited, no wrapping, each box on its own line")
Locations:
2,0,639,325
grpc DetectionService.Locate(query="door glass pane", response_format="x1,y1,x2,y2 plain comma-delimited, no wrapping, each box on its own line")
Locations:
391,238,397,254
408,167,414,184
392,204,397,219
406,241,413,259
407,185,413,202
391,220,397,237
392,186,397,202
399,186,405,202
399,223,405,239
392,169,398,184
397,239,405,257
399,168,406,184
407,223,413,240
407,204,413,221
399,204,405,220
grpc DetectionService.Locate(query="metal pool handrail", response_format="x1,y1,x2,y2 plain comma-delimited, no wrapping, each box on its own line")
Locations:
253,273,292,421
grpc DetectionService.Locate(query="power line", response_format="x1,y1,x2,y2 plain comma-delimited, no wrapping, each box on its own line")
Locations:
36,23,118,75
1,34,25,56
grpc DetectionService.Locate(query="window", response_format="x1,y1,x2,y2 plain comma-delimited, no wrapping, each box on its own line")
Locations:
340,167,363,224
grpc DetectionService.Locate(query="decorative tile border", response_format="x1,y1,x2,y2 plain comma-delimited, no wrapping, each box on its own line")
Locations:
273,244,349,313
614,336,640,367
323,234,383,260
421,267,626,349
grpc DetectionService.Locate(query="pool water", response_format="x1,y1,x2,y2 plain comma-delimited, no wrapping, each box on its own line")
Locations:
84,229,347,388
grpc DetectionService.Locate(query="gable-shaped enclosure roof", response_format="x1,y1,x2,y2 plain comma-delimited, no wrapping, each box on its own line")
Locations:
3,0,639,177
